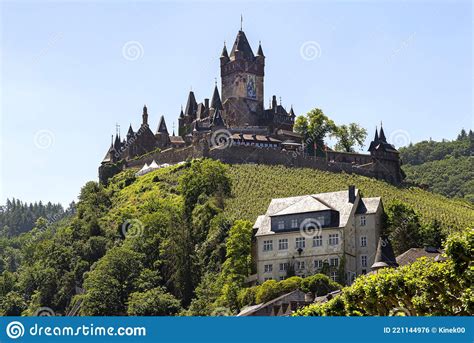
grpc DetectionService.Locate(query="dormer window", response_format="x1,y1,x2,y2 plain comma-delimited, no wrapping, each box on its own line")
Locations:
291,219,298,228
278,221,285,230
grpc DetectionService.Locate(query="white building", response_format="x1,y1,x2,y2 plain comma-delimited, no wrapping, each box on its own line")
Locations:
253,186,383,285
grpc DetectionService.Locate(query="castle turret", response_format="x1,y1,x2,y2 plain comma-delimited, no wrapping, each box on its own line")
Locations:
368,127,379,152
185,91,198,118
220,28,264,127
220,42,229,66
127,124,134,141
155,115,170,148
210,84,223,110
371,235,398,272
211,108,225,128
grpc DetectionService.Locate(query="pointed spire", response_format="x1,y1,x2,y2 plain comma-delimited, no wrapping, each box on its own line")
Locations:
257,41,265,57
368,126,379,152
230,29,254,60
127,124,134,140
114,133,121,150
179,105,184,118
157,115,169,134
221,42,229,59
211,108,225,127
142,104,148,125
211,84,223,110
379,122,387,143
185,91,198,117
289,105,295,117
371,235,398,271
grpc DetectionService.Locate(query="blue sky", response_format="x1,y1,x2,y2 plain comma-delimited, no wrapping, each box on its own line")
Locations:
1,0,472,206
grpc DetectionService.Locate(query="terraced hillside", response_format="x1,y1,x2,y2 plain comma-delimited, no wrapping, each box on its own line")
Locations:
223,164,473,231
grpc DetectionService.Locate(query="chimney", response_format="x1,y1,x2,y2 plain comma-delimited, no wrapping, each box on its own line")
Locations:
272,95,277,109
348,185,356,203
204,98,209,109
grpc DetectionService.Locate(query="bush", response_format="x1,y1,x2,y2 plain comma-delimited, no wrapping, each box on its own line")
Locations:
127,287,181,316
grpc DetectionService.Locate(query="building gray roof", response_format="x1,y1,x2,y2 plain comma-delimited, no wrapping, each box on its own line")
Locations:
396,247,446,266
355,197,382,214
254,189,361,237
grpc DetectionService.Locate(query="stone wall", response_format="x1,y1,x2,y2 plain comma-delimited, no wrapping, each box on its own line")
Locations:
104,141,395,185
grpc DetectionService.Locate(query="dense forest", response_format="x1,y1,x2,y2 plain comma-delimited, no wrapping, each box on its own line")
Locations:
0,160,472,316
0,199,74,237
399,129,473,203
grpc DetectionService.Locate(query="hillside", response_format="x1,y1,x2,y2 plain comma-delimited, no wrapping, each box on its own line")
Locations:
399,130,473,203
0,160,472,317
224,164,473,231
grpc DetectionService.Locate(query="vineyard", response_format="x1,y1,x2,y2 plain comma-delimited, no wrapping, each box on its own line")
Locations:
223,164,473,231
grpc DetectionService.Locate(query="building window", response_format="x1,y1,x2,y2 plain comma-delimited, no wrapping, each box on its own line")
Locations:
279,263,288,272
295,237,306,249
328,234,339,245
330,271,338,282
361,255,368,267
278,221,285,230
279,276,285,281
314,259,323,269
296,261,305,270
330,257,339,267
264,264,273,273
291,219,298,228
278,238,288,250
360,216,366,226
313,235,323,247
263,240,273,252
362,269,367,274
264,277,273,282
360,236,367,247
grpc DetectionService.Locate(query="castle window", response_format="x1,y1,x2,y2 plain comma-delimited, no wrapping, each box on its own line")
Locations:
360,216,366,226
330,257,339,267
313,235,323,247
279,263,288,271
360,236,367,247
278,221,285,230
328,234,339,246
264,264,273,273
264,277,272,282
263,240,273,252
296,261,305,270
361,255,368,267
278,239,288,250
330,271,338,282
295,237,305,249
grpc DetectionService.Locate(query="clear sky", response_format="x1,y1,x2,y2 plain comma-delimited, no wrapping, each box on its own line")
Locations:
1,0,472,206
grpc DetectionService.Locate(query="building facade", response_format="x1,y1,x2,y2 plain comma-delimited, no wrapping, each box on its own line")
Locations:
253,187,383,285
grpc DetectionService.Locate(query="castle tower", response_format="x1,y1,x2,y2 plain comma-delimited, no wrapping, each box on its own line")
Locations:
220,29,265,127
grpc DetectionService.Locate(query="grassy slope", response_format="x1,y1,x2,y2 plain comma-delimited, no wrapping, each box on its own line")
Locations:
109,162,473,232
223,164,473,231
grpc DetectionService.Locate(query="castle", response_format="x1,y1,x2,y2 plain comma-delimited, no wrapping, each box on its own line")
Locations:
99,27,404,185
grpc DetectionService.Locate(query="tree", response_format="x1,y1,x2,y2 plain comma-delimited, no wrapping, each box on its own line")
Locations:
385,201,422,255
80,247,143,315
296,229,473,316
333,123,367,152
127,287,181,316
294,108,336,157
300,274,341,296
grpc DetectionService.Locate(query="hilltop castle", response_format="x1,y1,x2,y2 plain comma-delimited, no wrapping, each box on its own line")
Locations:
99,27,404,185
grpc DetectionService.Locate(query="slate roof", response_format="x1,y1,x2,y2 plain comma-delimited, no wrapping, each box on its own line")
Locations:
169,136,185,144
396,247,446,266
355,197,382,214
156,116,168,134
271,196,332,217
210,85,223,110
371,236,398,270
254,189,360,237
230,30,254,60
